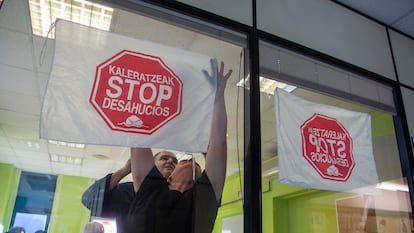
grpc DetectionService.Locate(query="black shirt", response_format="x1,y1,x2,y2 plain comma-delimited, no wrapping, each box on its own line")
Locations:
126,166,219,233
82,173,135,233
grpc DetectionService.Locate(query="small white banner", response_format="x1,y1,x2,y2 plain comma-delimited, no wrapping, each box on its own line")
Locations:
274,88,379,192
40,20,217,152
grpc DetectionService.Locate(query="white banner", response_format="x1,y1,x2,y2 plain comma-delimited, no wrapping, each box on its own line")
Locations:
40,20,217,152
274,88,379,192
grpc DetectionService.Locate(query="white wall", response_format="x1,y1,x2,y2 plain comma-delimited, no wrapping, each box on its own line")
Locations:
389,30,414,88
256,0,396,81
176,0,252,26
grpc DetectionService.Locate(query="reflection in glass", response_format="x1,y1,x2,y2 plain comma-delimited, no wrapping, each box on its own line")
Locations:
260,76,410,233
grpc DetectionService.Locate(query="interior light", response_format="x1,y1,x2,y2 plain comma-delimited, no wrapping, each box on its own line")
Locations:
50,153,83,165
48,140,85,149
376,182,409,192
28,0,114,38
26,141,41,149
237,75,296,94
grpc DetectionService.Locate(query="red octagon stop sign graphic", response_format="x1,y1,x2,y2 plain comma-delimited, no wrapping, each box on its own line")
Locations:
90,50,183,134
300,113,355,182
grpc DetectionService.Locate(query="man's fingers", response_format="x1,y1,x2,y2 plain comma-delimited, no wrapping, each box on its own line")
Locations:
202,69,209,78
224,69,232,80
219,61,224,74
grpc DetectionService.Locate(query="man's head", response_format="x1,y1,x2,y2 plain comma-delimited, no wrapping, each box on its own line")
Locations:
168,159,202,193
83,222,104,233
7,227,25,233
154,150,178,178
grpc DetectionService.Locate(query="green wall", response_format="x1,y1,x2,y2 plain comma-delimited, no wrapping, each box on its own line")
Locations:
48,174,95,233
0,163,21,231
0,163,95,233
216,172,355,233
213,173,244,233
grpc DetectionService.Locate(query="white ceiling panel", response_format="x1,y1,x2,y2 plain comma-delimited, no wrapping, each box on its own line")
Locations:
82,158,117,170
0,28,34,70
0,0,31,33
0,64,39,95
0,145,16,155
1,124,39,140
0,91,41,115
83,145,128,159
0,153,19,165
335,0,414,38
0,135,10,146
51,162,81,176
19,157,51,167
336,0,414,24
24,165,53,174
0,110,39,128
14,155,40,168
8,138,48,153
47,144,84,157
393,11,414,37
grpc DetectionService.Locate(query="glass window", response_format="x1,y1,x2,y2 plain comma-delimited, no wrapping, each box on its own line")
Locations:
93,4,246,232
260,42,411,233
10,172,57,233
2,1,247,233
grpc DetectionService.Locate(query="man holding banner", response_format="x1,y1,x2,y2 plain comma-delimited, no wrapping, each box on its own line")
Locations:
40,20,233,233
82,151,179,233
126,60,232,233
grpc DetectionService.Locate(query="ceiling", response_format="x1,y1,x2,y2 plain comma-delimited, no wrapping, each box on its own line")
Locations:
0,0,412,184
334,0,414,39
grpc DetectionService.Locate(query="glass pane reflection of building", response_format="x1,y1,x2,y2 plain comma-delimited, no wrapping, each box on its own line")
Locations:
260,77,411,233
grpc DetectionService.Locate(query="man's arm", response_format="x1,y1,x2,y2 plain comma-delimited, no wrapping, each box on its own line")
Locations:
81,158,130,210
130,148,155,192
81,175,107,211
203,59,232,202
109,158,131,190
